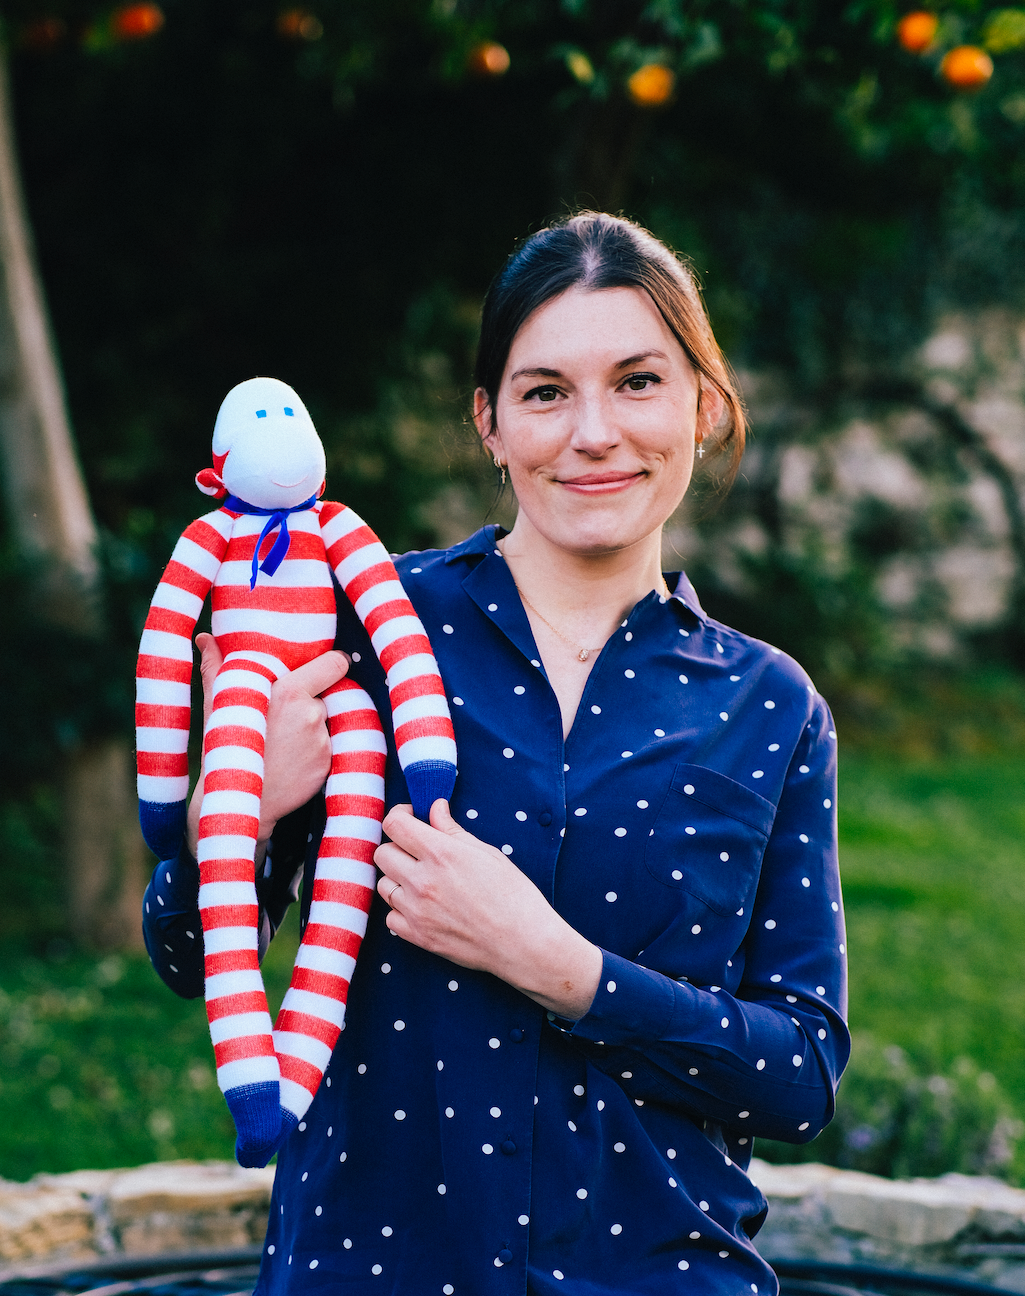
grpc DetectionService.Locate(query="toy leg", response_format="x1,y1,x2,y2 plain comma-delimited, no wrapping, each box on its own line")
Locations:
198,649,284,1167
274,677,385,1126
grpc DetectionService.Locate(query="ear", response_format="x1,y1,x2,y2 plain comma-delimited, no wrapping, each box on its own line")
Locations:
697,381,726,437
195,468,227,498
473,387,503,459
316,479,326,499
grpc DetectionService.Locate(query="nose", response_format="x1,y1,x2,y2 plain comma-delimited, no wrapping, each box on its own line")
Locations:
568,389,621,458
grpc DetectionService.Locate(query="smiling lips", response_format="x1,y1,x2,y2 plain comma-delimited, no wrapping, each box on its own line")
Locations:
559,471,644,494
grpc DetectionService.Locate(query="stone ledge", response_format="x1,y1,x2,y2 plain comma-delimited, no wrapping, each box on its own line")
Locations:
0,1160,274,1272
751,1159,1025,1291
0,1180,94,1264
7,1157,1025,1285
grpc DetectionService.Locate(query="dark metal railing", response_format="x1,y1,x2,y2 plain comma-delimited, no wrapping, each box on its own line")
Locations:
772,1258,1022,1295
0,1248,262,1296
0,1248,1021,1295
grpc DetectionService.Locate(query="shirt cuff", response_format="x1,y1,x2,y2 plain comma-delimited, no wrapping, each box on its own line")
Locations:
569,950,677,1047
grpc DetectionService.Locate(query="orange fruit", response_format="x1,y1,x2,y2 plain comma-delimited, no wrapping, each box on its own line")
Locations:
110,4,165,40
940,44,994,88
897,11,939,54
627,63,675,108
277,9,323,40
468,41,510,76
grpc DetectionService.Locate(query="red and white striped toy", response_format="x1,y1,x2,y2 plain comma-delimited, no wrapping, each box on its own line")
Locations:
136,377,457,1166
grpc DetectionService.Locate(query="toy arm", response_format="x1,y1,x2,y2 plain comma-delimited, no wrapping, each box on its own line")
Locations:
319,501,457,820
136,509,232,858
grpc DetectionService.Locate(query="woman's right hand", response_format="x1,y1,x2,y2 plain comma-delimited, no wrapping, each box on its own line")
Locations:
185,633,350,859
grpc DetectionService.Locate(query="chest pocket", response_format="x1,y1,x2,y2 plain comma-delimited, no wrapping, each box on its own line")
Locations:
644,764,776,917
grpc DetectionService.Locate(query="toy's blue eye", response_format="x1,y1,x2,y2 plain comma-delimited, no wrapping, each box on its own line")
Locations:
284,407,294,416
256,409,267,418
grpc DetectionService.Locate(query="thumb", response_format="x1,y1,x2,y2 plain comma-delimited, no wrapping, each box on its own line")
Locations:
195,632,224,730
429,799,466,837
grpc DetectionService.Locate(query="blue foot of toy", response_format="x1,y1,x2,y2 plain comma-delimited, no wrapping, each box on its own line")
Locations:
139,800,188,861
405,760,458,822
226,1083,298,1168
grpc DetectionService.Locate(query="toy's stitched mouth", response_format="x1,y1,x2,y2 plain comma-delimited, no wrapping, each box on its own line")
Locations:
270,477,307,488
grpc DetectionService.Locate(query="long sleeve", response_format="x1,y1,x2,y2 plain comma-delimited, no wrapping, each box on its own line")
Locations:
566,693,849,1143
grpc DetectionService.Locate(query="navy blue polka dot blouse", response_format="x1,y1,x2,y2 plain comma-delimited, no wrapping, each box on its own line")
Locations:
143,523,850,1296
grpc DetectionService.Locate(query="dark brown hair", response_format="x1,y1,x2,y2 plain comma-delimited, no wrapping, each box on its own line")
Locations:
474,212,746,486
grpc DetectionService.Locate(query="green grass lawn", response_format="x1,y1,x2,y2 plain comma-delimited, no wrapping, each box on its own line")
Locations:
0,915,301,1179
840,755,1025,1088
0,750,1023,1181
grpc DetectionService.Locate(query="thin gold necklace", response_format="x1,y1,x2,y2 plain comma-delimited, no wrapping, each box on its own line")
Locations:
515,583,604,662
501,546,671,663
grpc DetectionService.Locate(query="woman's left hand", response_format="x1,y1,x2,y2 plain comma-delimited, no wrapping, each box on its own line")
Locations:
375,801,603,1020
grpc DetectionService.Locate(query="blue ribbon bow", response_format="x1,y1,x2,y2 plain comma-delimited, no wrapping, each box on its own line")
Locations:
223,493,318,590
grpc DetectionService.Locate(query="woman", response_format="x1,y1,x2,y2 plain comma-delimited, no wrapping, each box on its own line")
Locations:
144,212,848,1295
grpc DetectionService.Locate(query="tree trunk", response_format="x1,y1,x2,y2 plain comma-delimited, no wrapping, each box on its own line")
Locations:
0,49,145,950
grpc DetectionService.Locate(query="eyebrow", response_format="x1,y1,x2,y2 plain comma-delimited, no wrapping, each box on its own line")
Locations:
509,366,563,381
509,351,670,383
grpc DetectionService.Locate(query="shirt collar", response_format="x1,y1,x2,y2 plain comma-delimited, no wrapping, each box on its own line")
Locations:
443,523,505,564
666,569,708,625
445,525,707,625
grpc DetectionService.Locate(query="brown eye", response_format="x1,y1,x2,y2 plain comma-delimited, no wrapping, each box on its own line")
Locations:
624,373,659,392
538,387,559,402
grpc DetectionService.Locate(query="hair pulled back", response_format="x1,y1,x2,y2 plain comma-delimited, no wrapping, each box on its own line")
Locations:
474,212,746,487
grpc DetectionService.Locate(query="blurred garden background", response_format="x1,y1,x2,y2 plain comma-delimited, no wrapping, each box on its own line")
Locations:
0,0,1024,1184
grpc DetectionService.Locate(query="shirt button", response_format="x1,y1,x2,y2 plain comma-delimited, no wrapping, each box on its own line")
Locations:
498,1249,513,1263
501,1140,517,1155
509,1028,524,1042
538,811,552,826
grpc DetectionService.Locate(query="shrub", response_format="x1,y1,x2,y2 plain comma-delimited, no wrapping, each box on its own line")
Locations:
759,1035,1025,1181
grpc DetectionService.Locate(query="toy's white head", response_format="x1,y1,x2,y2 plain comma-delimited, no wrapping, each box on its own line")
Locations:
202,377,326,509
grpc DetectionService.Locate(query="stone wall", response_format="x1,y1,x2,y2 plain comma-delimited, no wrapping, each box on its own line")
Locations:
7,1157,1025,1287
752,1158,1025,1291
0,1160,272,1273
664,310,1025,663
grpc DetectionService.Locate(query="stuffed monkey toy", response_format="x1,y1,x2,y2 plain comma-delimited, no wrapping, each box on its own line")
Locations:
136,377,457,1167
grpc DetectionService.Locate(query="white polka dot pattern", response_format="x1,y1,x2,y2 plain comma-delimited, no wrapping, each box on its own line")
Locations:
151,528,845,1292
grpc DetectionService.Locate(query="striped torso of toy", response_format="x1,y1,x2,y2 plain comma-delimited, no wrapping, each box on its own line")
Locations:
137,463,456,1168
212,504,338,668
136,499,456,813
136,507,338,819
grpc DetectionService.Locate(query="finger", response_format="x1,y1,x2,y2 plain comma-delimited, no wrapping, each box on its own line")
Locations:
382,803,434,852
374,840,417,881
384,907,412,942
289,650,350,699
377,876,403,909
381,804,414,842
195,632,224,731
428,799,470,837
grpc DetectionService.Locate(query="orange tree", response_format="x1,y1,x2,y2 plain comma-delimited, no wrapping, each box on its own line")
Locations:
6,0,1024,503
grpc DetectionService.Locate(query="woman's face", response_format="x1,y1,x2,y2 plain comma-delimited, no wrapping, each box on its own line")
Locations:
476,285,722,558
